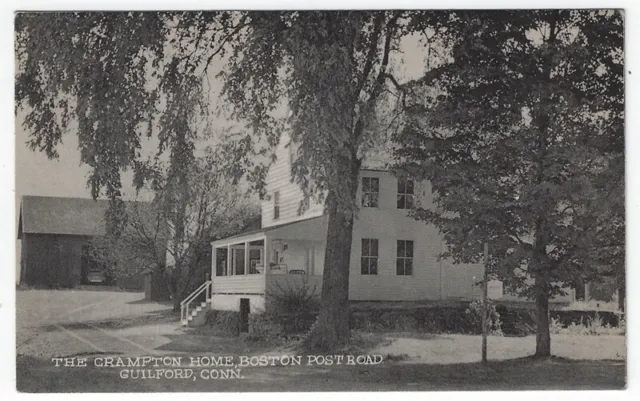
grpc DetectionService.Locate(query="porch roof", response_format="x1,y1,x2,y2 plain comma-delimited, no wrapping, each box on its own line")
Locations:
211,215,326,247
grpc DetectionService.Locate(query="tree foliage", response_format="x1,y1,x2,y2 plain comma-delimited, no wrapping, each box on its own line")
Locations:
15,12,166,199
217,11,410,350
15,12,254,310
89,149,260,310
392,10,624,356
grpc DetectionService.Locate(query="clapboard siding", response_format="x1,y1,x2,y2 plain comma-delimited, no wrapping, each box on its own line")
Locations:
266,275,323,297
211,275,266,294
348,170,483,301
262,133,324,228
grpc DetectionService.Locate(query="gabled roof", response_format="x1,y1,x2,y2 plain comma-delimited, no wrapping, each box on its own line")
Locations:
17,195,148,239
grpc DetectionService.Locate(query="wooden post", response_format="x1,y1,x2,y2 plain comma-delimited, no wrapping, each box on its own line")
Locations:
244,241,250,275
482,242,489,364
263,238,269,275
227,244,232,276
212,246,217,280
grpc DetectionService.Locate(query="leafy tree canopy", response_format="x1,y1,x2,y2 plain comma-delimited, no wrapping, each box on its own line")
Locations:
394,10,623,295
392,10,624,355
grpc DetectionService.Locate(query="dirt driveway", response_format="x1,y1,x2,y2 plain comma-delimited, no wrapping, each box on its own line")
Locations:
16,289,180,358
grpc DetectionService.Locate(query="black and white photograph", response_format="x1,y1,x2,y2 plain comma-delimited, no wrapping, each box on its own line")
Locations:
8,5,629,393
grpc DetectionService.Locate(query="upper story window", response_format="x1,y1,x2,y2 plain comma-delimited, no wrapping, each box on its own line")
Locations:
397,178,414,209
361,238,379,275
273,191,280,220
362,177,379,208
396,240,414,276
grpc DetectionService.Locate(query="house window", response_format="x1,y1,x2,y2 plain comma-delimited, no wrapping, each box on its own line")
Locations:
249,249,262,274
361,238,378,275
216,248,228,276
273,191,280,220
234,248,245,275
397,178,414,209
396,240,414,276
362,177,379,207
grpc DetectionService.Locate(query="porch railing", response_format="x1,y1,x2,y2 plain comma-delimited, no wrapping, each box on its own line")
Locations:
180,280,212,325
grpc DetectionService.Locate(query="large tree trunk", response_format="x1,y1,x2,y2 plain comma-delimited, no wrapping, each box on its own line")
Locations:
303,157,360,352
534,275,551,357
303,196,354,351
532,214,552,358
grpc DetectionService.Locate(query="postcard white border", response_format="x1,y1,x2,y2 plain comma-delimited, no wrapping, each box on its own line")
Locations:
1,2,638,401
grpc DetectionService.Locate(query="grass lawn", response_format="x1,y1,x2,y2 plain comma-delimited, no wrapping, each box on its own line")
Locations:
374,332,626,363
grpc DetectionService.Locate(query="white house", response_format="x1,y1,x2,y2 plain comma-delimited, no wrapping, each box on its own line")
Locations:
180,132,496,326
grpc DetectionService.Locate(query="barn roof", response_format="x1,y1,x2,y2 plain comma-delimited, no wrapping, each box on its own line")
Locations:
17,195,148,239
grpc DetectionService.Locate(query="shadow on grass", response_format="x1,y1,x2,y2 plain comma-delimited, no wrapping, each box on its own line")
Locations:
16,285,145,293
376,331,442,341
126,299,173,306
307,357,625,391
16,353,626,392
156,333,278,354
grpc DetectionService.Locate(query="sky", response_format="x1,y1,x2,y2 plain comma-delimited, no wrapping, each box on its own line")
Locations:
16,112,91,200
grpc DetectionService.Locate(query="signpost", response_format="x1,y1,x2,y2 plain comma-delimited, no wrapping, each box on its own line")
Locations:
482,242,489,364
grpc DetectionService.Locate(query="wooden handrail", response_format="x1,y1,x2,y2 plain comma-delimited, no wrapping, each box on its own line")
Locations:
180,280,210,307
180,280,212,325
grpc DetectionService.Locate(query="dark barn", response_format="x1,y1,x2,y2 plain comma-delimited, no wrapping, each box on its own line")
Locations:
17,196,148,289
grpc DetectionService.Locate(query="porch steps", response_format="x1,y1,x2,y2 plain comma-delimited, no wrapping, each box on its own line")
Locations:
181,299,212,327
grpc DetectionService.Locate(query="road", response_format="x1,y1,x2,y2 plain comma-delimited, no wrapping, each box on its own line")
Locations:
17,289,178,358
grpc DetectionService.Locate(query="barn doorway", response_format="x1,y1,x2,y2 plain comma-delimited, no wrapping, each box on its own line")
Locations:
239,298,250,333
80,245,106,285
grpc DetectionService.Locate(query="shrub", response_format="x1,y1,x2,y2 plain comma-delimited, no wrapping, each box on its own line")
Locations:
549,317,564,334
246,313,288,344
255,278,321,340
349,303,504,335
589,313,603,335
267,277,320,316
547,311,625,336
495,306,536,336
464,300,503,335
391,314,419,331
204,310,240,337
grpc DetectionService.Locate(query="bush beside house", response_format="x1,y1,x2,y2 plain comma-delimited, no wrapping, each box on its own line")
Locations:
203,300,624,340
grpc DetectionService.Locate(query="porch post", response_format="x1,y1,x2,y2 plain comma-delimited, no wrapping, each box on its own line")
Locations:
263,238,269,275
212,246,217,280
227,244,232,276
244,241,250,275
